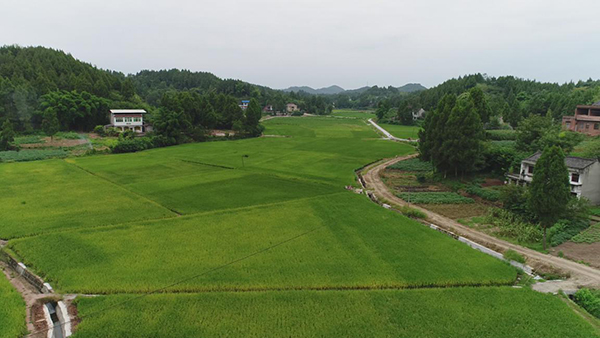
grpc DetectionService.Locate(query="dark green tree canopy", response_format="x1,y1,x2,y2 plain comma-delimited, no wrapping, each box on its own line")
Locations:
528,146,571,249
0,118,15,151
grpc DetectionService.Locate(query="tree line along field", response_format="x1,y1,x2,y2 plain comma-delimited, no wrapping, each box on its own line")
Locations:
1,116,598,337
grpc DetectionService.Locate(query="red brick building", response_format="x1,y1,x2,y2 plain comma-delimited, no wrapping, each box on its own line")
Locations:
562,102,600,136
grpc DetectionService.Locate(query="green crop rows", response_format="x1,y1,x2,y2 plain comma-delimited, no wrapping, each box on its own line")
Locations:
397,192,475,204
71,288,599,338
387,158,433,171
1,116,597,337
0,268,26,338
9,193,516,293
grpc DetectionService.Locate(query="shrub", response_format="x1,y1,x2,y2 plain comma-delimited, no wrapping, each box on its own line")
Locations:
485,208,542,243
400,206,427,219
105,127,120,137
93,125,106,137
503,249,526,263
119,130,136,140
111,138,153,154
500,184,534,220
291,111,303,116
486,130,517,141
397,192,474,204
387,159,433,172
464,185,501,202
573,288,600,319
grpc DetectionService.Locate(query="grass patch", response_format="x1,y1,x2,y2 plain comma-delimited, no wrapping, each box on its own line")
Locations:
503,249,526,264
399,205,427,219
378,123,420,139
397,192,474,204
0,268,27,338
331,110,376,119
71,288,600,338
55,131,81,140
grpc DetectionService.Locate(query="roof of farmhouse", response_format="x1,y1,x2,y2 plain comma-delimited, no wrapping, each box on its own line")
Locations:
524,151,597,170
110,109,147,114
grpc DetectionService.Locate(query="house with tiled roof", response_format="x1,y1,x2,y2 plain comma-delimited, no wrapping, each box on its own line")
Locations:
507,152,600,205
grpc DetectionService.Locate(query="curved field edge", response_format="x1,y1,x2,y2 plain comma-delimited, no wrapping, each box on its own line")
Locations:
7,193,517,294
71,287,599,338
0,268,27,338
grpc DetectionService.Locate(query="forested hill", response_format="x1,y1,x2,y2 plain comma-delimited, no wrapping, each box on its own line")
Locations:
0,45,128,99
131,69,284,106
0,45,294,132
283,83,426,96
376,74,600,127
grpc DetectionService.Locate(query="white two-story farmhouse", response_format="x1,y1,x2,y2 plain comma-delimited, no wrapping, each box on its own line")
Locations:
507,151,600,205
109,109,147,133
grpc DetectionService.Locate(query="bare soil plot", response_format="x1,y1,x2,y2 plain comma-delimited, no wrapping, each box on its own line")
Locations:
551,242,600,269
20,137,87,148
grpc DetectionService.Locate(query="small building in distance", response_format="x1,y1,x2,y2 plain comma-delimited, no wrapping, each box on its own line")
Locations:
240,100,250,110
286,103,299,113
109,109,147,133
562,102,600,136
506,151,600,205
263,105,274,113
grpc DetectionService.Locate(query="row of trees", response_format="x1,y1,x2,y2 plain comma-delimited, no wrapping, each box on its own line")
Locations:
152,92,263,145
418,90,486,177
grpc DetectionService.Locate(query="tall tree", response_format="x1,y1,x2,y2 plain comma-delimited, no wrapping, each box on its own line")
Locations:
469,86,491,124
528,146,571,250
41,109,60,141
440,94,485,176
244,98,263,136
0,118,15,151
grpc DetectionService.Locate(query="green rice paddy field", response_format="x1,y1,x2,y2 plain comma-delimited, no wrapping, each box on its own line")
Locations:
0,269,26,338
1,116,598,337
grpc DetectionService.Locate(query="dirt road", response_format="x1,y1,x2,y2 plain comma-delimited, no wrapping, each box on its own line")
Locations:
363,156,600,289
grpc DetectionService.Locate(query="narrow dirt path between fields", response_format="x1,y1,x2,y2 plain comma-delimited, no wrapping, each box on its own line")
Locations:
368,119,418,143
363,156,600,289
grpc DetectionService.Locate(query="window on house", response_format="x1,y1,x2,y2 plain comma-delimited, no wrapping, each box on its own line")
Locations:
566,122,571,129
115,117,123,122
527,165,534,174
595,123,600,130
571,173,580,183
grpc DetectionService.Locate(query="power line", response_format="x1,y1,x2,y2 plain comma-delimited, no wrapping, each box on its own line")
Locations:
27,226,323,338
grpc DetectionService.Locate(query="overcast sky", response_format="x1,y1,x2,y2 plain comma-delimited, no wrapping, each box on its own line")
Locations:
2,0,599,89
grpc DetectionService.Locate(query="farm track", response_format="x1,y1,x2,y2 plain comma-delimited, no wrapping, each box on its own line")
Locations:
363,156,600,288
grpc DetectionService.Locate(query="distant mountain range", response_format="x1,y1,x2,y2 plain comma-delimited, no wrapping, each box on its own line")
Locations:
282,83,427,95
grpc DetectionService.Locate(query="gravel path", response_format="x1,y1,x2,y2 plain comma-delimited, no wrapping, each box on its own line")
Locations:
362,156,600,289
